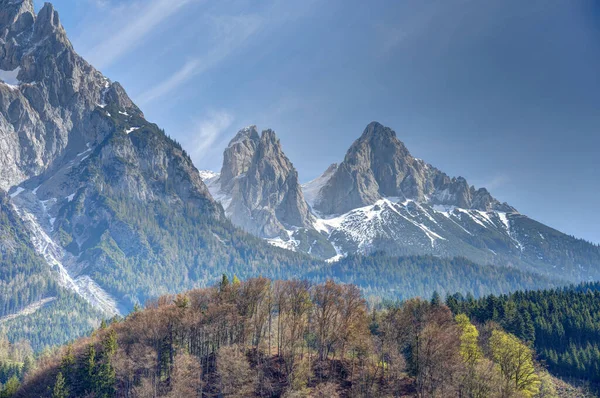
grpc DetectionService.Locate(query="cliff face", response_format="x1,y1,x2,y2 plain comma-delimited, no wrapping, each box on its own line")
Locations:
0,1,143,191
216,127,313,238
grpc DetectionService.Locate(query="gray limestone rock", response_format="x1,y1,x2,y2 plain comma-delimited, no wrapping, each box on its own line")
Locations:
220,127,313,238
314,121,515,215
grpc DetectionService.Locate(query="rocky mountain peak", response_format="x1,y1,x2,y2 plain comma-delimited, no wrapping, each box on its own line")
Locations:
213,126,313,238
360,121,396,139
314,121,515,215
0,1,132,190
0,0,34,28
34,3,63,36
220,125,260,194
313,122,414,215
0,0,34,70
229,125,260,146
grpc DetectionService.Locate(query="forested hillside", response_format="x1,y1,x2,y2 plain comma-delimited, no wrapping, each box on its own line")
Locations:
0,192,102,351
0,192,56,318
8,278,591,398
448,282,600,386
314,253,561,300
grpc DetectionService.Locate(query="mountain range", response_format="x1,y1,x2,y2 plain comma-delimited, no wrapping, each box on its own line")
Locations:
0,0,598,350
202,122,600,283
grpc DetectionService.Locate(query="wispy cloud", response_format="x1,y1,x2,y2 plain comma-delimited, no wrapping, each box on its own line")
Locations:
481,174,511,190
184,110,234,167
86,0,197,69
137,59,202,105
136,13,262,105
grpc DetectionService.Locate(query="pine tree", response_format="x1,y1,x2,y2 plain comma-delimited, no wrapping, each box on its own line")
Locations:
220,274,230,291
52,372,68,398
430,291,441,306
81,343,96,394
96,330,118,397
0,376,19,398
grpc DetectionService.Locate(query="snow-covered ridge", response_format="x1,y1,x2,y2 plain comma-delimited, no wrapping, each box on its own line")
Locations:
198,167,524,264
11,201,120,316
313,198,448,252
199,170,219,181
200,171,234,213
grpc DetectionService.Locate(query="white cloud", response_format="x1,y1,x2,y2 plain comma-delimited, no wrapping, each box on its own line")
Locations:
136,13,263,105
86,0,197,70
185,110,234,166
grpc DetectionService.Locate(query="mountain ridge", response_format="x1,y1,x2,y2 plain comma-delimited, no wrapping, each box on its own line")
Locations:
0,0,597,352
201,121,600,282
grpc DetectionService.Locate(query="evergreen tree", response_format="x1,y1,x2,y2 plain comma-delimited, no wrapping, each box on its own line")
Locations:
0,376,19,398
220,274,230,291
81,343,96,394
430,291,441,306
52,372,68,398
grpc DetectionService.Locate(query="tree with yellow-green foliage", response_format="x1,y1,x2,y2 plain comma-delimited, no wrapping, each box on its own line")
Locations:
489,329,540,397
456,314,506,398
456,313,481,367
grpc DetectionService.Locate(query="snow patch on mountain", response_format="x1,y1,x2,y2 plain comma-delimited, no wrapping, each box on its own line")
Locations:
199,170,219,181
0,297,56,324
9,187,24,198
302,164,337,208
10,192,120,317
312,198,448,253
267,230,301,252
200,171,234,214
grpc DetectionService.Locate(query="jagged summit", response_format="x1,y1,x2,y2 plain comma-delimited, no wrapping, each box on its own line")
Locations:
212,126,314,238
360,121,398,139
220,125,260,194
0,0,223,318
0,0,151,191
313,121,514,215
228,125,260,146
201,119,600,283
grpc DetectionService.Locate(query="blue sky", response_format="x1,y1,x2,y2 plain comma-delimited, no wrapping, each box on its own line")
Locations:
34,0,600,244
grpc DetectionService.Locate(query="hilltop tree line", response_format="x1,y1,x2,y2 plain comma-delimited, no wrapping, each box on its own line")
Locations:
448,282,600,385
313,253,558,301
9,277,568,398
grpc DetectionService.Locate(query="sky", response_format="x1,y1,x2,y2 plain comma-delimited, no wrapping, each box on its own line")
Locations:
33,0,600,244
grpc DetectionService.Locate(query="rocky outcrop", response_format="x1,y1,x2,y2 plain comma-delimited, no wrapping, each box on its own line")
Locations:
314,122,514,215
220,126,260,194
216,127,313,238
0,1,141,191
